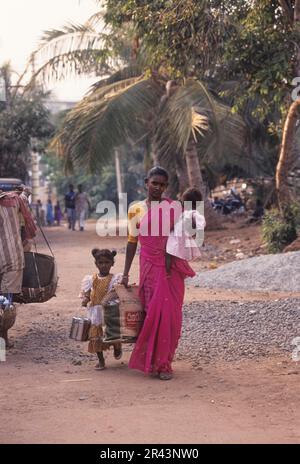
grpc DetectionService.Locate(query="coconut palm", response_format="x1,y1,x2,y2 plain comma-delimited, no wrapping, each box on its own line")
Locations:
50,72,248,228
25,4,250,228
276,99,300,208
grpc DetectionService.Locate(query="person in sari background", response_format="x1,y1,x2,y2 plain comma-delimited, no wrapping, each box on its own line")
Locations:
121,167,195,380
46,199,54,226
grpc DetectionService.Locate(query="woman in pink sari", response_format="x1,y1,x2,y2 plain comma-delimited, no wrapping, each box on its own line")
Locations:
121,167,195,380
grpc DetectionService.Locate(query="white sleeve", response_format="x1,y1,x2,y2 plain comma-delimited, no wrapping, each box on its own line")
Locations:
108,273,123,291
80,275,93,292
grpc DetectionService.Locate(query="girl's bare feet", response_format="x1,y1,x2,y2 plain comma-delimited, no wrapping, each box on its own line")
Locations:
95,352,105,370
113,344,122,360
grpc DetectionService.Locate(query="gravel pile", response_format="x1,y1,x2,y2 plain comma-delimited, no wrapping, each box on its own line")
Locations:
187,251,300,292
177,298,300,364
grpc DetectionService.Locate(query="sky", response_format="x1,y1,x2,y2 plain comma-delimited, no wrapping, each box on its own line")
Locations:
0,0,100,101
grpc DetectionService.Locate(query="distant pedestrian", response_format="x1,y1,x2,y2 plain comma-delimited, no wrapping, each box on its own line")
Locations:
35,200,44,226
75,184,91,231
46,199,54,226
40,208,46,227
54,201,63,226
65,184,76,231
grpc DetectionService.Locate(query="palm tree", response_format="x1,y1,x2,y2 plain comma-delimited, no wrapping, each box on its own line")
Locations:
25,5,248,228
276,99,300,208
50,74,248,228
275,1,300,208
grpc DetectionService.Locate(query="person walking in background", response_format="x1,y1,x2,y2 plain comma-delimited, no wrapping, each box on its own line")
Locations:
75,184,91,231
46,199,54,226
54,201,63,226
35,199,43,226
65,184,76,231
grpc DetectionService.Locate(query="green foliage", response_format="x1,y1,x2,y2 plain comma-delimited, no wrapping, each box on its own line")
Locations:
43,142,146,209
27,0,299,197
104,0,236,77
53,77,164,172
289,201,300,228
0,89,54,180
104,0,298,168
262,204,299,253
222,0,296,129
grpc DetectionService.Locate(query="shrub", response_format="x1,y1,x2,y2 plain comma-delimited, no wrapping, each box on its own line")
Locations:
290,202,300,228
262,204,298,253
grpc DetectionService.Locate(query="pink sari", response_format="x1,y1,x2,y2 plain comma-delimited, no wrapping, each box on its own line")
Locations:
128,199,195,374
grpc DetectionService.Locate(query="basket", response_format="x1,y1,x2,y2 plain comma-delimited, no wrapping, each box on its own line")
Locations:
0,305,17,333
14,252,58,304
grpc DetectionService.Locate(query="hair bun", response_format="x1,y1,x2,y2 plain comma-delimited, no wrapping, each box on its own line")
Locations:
111,250,117,257
91,248,100,258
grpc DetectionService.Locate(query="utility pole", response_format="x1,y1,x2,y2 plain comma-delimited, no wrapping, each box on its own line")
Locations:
115,149,127,223
31,146,40,204
0,76,6,103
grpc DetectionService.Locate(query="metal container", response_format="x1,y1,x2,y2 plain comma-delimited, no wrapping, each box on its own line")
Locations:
69,317,80,339
74,318,90,341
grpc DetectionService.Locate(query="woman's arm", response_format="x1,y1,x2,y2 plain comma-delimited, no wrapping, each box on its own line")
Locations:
121,241,138,287
165,252,172,276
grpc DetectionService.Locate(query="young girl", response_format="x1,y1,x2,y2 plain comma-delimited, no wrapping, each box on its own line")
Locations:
80,248,123,370
166,187,206,275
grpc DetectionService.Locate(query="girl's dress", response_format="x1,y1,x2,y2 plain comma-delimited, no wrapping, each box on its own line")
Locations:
80,273,122,353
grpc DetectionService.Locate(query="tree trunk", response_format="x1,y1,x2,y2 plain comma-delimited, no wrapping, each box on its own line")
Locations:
185,138,223,230
175,155,189,195
295,0,300,23
275,99,300,207
294,0,300,76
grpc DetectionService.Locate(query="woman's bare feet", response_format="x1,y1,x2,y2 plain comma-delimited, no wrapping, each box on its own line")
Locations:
159,372,173,380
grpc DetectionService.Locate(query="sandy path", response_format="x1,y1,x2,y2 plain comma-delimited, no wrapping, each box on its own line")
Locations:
0,222,299,444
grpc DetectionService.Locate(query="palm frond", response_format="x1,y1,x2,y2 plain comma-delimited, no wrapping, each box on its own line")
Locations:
25,49,111,89
26,25,118,85
156,79,250,175
89,64,143,92
197,102,252,175
85,11,107,29
51,77,164,172
39,23,95,44
191,109,210,140
156,79,220,163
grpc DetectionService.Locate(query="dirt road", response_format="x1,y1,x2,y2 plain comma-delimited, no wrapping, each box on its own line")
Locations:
0,222,299,444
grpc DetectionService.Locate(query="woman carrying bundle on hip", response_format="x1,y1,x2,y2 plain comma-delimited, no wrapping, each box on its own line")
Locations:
121,166,201,380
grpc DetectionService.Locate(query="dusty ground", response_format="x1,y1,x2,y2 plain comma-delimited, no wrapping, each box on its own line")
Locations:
0,219,299,444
